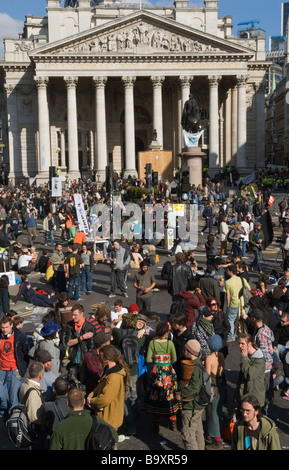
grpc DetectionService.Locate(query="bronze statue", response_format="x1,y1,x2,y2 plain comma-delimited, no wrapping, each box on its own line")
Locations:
181,94,200,133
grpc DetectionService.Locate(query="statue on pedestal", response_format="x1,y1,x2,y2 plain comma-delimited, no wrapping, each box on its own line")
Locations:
181,94,200,133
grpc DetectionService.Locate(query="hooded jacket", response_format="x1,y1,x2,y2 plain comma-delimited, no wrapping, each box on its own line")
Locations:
88,364,126,430
178,290,206,327
236,348,266,407
231,415,281,450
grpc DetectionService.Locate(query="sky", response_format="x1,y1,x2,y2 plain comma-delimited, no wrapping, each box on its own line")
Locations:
0,0,286,56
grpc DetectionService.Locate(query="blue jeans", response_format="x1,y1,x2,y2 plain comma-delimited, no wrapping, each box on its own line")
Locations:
45,230,55,245
251,249,262,272
68,274,81,300
226,306,239,340
0,369,23,419
81,267,92,293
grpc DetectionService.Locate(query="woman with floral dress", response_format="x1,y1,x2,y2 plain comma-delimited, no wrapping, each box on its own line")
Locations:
143,321,181,432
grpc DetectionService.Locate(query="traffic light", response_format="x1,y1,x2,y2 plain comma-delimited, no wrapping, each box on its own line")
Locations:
152,171,158,187
105,164,113,192
181,171,190,194
145,163,152,189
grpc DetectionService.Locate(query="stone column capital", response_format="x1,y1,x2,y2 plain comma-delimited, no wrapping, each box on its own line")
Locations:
64,76,78,88
236,74,249,87
93,76,108,88
4,84,15,96
122,76,136,88
179,75,194,87
208,75,222,87
151,76,165,87
34,76,49,89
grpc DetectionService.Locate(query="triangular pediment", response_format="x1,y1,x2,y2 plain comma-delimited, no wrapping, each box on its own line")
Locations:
30,10,254,59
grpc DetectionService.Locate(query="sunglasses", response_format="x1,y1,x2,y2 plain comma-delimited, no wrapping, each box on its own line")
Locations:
210,303,217,306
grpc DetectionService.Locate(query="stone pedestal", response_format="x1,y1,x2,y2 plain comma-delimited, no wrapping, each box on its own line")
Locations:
181,147,206,187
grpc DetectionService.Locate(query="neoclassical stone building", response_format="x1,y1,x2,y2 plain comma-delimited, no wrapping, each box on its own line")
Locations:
0,0,269,184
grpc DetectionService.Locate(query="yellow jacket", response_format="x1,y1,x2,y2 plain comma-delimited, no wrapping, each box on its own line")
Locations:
88,364,126,430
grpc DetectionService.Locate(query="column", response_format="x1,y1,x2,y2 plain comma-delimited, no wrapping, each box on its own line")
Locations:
122,76,137,176
224,89,232,165
179,76,193,153
179,75,193,109
60,129,66,168
237,74,248,170
64,76,79,176
4,84,20,182
151,76,165,149
231,85,238,166
255,81,266,168
93,76,108,178
35,76,51,174
208,75,221,173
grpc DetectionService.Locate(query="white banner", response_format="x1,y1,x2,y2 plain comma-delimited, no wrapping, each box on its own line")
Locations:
182,129,204,148
236,172,256,186
51,177,62,197
73,194,90,235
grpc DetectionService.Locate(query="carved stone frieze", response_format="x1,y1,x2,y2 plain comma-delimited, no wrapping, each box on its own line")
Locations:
55,21,222,55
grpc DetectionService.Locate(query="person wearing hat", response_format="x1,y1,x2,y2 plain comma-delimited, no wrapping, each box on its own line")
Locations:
80,332,111,395
120,303,139,330
37,321,62,378
190,305,215,361
204,334,226,450
36,349,58,399
175,339,206,450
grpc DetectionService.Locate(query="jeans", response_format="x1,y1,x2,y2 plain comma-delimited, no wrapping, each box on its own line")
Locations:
226,306,239,340
251,249,262,272
54,270,67,295
81,267,92,293
45,230,55,245
0,369,23,419
110,269,126,294
67,274,81,300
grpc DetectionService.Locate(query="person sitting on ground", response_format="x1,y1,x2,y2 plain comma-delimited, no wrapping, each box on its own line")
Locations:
17,248,36,274
13,274,57,307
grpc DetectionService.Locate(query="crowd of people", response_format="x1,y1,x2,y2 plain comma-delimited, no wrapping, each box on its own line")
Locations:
0,174,287,451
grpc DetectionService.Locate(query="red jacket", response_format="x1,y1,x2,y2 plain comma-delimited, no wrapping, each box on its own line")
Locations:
178,290,206,328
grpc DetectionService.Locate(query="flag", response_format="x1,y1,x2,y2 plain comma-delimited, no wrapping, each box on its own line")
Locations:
268,196,275,206
259,211,274,249
182,129,204,148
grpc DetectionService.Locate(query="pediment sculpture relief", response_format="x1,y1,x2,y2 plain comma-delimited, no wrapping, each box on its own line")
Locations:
58,22,221,54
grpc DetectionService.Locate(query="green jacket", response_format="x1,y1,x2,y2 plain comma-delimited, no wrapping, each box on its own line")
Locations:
181,357,205,411
249,229,264,252
231,416,281,450
235,349,266,407
50,410,118,450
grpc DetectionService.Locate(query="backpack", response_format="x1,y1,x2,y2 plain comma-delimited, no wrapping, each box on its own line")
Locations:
239,277,251,307
227,228,236,243
121,330,139,368
6,388,38,449
193,363,214,407
169,296,188,316
85,415,116,450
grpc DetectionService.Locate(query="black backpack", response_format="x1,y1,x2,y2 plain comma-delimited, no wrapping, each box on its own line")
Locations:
169,296,187,316
227,228,236,243
193,363,214,407
121,330,139,368
85,415,116,450
6,388,38,449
